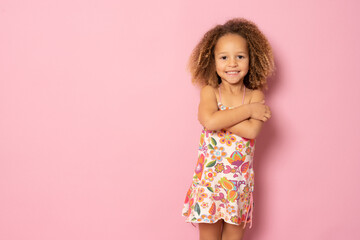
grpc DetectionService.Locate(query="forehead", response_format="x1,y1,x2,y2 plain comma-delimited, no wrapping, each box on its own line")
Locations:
214,33,248,53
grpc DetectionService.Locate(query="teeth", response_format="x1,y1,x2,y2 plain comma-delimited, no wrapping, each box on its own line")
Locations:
226,71,239,74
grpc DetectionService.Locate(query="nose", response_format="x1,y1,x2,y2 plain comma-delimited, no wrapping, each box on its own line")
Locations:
228,57,238,67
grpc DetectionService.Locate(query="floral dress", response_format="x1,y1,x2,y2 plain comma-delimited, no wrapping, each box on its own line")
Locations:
182,88,256,229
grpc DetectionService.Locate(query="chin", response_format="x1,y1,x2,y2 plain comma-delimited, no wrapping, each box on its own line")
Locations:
224,79,243,85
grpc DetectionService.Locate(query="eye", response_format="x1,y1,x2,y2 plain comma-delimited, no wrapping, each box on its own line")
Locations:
220,56,227,60
237,55,244,59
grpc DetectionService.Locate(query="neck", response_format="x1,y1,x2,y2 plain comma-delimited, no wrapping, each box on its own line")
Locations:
220,81,245,95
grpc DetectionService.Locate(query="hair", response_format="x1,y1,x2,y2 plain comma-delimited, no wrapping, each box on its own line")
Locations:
188,18,275,91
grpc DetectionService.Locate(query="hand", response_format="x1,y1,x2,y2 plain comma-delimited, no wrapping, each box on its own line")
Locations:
250,100,272,122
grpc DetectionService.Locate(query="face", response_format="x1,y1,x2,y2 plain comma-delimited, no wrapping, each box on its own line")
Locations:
214,33,249,85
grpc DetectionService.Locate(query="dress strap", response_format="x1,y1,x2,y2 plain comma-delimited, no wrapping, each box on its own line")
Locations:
218,87,222,102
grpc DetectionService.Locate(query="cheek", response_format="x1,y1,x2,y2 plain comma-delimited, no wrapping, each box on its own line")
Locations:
215,61,225,71
214,63,221,72
242,61,250,70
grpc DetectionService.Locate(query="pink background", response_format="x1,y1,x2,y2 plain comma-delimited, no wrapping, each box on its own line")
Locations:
1,0,360,239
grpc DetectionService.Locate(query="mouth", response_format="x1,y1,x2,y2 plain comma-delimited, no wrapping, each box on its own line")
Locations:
225,71,240,75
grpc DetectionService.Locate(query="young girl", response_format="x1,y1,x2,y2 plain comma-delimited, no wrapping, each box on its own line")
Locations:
181,18,274,240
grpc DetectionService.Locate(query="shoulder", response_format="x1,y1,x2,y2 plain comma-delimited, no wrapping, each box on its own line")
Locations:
250,89,265,102
200,85,217,99
199,85,219,107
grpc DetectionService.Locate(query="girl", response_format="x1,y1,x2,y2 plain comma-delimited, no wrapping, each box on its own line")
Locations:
181,18,274,240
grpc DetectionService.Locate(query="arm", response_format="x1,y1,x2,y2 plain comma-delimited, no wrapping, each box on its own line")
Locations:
198,85,253,131
225,90,270,139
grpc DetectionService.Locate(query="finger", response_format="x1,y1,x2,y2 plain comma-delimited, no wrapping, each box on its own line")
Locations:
263,113,271,120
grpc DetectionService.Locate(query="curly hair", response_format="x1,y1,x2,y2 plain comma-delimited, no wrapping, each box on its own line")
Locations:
189,18,275,90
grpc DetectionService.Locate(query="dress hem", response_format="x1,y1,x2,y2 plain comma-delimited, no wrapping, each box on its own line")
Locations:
183,217,253,229
182,191,254,229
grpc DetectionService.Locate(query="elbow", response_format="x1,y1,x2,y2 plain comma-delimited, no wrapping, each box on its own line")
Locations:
245,120,263,139
199,118,218,131
239,129,257,140
198,114,214,130
240,126,260,139
247,131,258,140
202,120,217,131
248,127,262,139
229,127,257,139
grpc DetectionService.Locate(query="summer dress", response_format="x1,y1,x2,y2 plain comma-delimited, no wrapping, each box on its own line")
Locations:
182,86,255,229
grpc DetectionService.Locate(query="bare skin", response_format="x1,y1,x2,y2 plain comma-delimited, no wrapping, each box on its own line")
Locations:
198,220,223,240
198,84,271,139
199,220,247,240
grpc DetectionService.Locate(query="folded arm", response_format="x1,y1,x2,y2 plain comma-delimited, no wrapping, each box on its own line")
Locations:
198,85,252,131
225,90,268,139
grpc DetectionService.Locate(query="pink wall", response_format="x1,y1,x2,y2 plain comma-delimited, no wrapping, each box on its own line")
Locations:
1,0,360,239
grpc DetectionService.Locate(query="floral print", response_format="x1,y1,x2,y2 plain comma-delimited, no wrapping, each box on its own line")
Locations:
214,163,224,173
210,146,227,161
182,103,256,228
246,147,252,155
201,202,209,208
200,180,211,187
218,131,237,146
196,188,208,202
194,154,205,180
226,205,236,214
204,169,217,182
235,140,246,151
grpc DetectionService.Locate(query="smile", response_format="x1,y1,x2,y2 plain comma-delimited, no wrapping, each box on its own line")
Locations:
225,71,240,74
